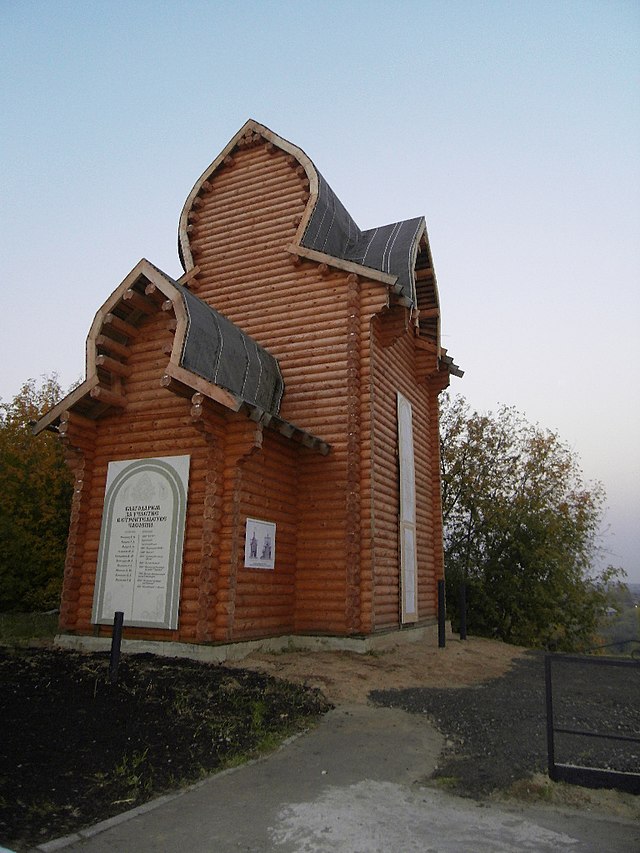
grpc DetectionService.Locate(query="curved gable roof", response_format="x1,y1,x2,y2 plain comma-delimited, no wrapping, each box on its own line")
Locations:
178,283,283,414
178,120,423,307
33,260,286,432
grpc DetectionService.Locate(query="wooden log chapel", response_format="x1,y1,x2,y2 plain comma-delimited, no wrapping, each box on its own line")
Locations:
35,119,462,658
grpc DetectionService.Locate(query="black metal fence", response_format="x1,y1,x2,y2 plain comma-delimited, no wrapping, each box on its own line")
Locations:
545,651,640,794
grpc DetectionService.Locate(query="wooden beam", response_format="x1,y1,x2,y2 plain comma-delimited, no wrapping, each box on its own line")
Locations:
160,374,193,399
96,354,131,377
144,283,159,297
415,267,434,281
59,410,96,430
104,313,138,338
419,307,439,320
177,266,200,287
123,289,156,314
89,386,127,408
95,334,130,359
162,364,243,412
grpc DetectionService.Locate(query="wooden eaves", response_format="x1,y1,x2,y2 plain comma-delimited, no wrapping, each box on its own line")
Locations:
33,259,331,455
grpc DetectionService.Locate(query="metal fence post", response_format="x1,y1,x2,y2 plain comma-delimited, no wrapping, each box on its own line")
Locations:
459,583,467,640
544,654,556,781
109,611,124,684
438,579,446,648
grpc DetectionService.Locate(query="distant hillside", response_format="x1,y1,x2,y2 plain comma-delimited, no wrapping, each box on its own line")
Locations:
599,582,640,653
626,582,640,603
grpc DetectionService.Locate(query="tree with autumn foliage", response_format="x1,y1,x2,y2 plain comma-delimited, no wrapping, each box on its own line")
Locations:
0,375,73,611
439,393,620,651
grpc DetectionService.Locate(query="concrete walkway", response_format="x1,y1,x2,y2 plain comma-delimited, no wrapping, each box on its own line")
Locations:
38,705,639,853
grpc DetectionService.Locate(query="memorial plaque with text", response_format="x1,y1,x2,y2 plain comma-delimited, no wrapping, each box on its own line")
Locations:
92,455,190,629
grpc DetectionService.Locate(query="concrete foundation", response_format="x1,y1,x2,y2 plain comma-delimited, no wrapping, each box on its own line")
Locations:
54,620,446,663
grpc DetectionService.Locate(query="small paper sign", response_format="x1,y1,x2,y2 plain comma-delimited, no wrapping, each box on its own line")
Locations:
244,518,276,570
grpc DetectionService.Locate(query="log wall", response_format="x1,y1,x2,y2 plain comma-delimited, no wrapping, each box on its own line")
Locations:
187,142,371,636
226,428,299,641
369,308,441,629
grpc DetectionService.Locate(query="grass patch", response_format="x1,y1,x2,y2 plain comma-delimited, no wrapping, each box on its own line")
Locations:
434,776,460,791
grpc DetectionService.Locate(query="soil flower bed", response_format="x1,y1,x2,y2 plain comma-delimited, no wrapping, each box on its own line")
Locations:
0,647,330,851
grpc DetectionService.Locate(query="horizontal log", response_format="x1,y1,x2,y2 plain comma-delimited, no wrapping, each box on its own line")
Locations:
95,334,130,359
214,290,359,328
89,386,127,408
190,197,303,236
415,267,434,281
193,252,307,281
205,148,293,183
195,172,304,209
95,354,131,377
123,289,157,314
60,410,96,430
104,313,139,338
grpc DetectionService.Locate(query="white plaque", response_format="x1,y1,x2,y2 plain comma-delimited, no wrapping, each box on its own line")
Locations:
244,518,276,570
92,455,190,629
397,393,418,623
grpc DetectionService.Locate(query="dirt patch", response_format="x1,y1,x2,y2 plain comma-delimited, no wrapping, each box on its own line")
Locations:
232,638,640,823
0,646,329,852
227,635,526,703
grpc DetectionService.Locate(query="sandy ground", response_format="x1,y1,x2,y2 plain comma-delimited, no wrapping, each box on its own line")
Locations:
228,635,527,704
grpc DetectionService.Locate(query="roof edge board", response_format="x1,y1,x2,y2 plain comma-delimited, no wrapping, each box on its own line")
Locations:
86,259,184,378
32,376,100,435
408,219,426,308
163,363,243,412
416,225,442,350
286,244,397,287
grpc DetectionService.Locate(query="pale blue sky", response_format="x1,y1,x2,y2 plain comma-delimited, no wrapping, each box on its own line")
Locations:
1,1,639,579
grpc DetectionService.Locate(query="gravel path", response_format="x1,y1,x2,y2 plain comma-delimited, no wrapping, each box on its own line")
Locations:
370,651,640,797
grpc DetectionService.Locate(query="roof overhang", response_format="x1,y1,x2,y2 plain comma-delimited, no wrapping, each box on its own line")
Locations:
33,259,330,454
